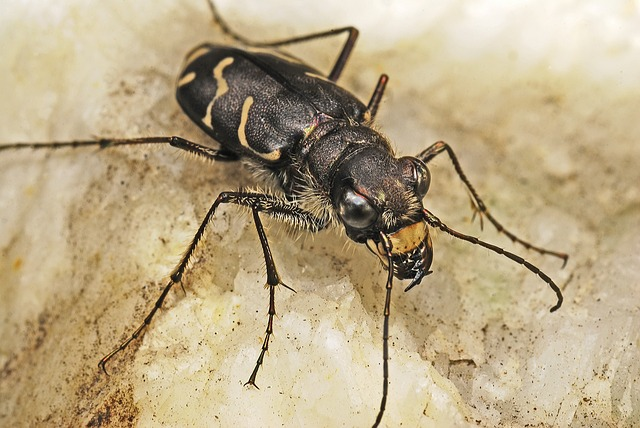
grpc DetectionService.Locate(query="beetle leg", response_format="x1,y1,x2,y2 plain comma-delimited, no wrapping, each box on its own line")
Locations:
0,136,240,162
365,74,389,121
416,141,568,265
98,187,237,373
99,190,327,377
211,191,327,386
244,208,286,388
207,1,358,82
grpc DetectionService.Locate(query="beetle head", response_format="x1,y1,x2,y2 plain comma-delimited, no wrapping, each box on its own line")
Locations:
330,141,434,289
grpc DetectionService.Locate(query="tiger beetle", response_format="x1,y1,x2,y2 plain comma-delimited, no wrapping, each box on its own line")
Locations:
0,1,569,426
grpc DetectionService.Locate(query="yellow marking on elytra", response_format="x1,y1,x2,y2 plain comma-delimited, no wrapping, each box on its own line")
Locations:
238,96,281,161
177,71,196,87
238,96,254,149
184,46,211,66
202,57,234,129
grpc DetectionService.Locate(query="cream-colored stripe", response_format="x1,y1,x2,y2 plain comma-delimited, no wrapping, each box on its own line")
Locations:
238,96,254,147
177,71,196,87
202,57,234,128
238,96,281,161
184,46,211,66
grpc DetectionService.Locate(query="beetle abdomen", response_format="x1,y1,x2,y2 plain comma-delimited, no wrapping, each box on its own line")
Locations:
176,44,367,165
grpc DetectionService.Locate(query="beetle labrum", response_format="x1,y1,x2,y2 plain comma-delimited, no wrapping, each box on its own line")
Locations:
0,2,568,426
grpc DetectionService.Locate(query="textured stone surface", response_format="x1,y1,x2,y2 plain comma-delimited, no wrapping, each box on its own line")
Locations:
1,0,639,426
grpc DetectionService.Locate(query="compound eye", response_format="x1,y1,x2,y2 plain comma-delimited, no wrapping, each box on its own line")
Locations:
413,159,431,197
337,188,378,229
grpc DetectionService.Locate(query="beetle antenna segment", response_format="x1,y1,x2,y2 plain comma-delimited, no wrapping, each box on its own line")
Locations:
372,233,395,428
365,74,389,121
417,141,569,267
423,209,563,312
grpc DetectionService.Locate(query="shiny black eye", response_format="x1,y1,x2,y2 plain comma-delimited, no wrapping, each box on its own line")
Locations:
337,188,378,229
413,159,431,197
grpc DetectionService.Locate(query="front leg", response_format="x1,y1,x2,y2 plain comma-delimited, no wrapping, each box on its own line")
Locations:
244,207,288,388
215,191,328,386
98,190,327,375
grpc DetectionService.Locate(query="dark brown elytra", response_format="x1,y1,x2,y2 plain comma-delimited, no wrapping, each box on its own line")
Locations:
0,2,569,426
